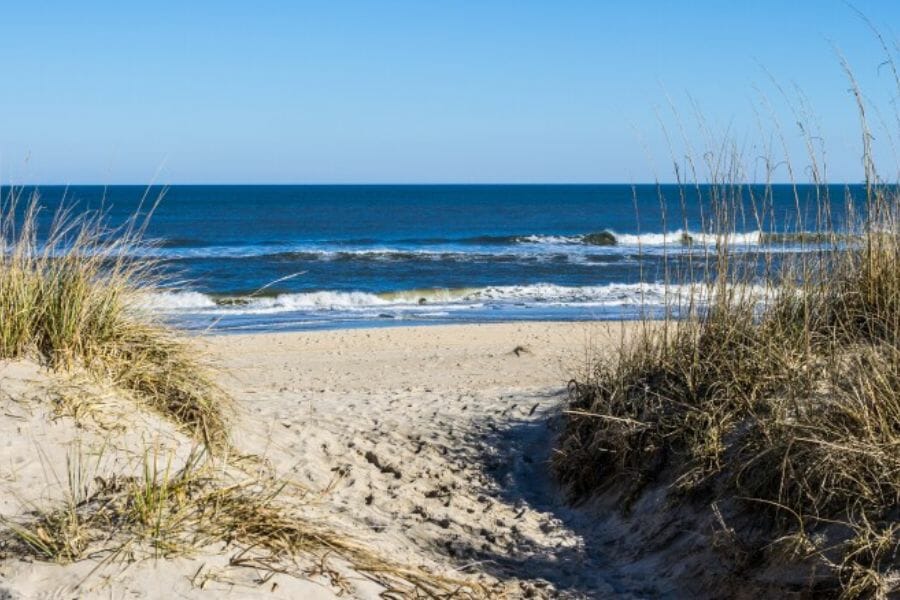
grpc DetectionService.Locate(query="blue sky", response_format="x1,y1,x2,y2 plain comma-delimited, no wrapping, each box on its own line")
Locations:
1,1,898,184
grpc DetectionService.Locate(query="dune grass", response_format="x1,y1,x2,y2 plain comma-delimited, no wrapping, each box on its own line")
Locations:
0,188,230,449
553,55,900,599
2,446,485,597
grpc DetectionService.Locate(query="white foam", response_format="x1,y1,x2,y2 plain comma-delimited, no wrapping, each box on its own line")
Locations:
518,234,583,245
512,229,766,248
139,282,761,317
611,229,763,247
243,290,390,310
134,291,217,311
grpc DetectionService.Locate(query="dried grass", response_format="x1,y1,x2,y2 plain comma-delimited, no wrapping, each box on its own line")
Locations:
0,189,230,449
1,446,487,598
553,43,900,599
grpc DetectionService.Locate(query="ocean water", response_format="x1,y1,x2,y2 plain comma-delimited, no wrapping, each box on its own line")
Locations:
18,184,857,332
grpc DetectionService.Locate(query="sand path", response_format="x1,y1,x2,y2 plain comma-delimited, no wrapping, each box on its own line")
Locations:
211,321,651,598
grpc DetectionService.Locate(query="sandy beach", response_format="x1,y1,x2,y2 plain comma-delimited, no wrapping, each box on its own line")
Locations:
0,321,649,599
212,321,647,597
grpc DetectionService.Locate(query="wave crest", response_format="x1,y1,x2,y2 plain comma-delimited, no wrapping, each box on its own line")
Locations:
136,282,722,315
142,229,821,260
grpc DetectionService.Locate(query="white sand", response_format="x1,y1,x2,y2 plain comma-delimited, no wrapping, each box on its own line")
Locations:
0,321,651,599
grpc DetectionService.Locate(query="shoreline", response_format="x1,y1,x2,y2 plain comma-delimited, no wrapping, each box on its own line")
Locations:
197,317,639,334
182,316,658,336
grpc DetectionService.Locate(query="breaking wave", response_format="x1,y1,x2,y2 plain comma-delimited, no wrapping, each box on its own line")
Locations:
137,229,825,261
136,282,760,317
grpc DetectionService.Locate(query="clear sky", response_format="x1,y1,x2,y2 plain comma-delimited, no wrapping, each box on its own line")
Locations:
1,1,898,184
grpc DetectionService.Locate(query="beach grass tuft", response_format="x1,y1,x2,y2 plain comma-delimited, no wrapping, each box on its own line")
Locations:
1,445,486,597
0,189,230,449
553,54,900,598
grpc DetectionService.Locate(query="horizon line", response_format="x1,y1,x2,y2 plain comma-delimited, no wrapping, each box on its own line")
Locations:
3,181,868,187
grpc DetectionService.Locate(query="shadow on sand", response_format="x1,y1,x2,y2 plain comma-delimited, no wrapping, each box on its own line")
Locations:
455,389,664,599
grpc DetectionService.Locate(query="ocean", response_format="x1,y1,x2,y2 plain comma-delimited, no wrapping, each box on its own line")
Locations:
19,184,856,332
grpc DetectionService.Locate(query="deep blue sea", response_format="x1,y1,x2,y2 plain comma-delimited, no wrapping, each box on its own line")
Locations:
20,184,858,332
